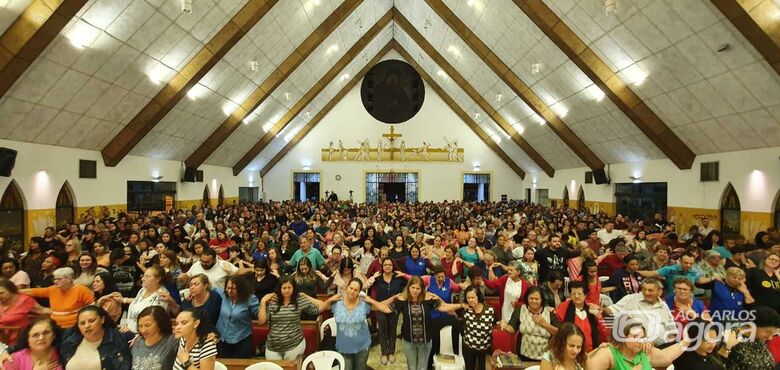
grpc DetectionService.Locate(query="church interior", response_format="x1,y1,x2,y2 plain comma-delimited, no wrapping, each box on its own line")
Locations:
0,0,779,369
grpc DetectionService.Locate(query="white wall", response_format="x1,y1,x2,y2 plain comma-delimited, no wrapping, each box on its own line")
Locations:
0,139,259,210
525,147,780,213
262,57,525,202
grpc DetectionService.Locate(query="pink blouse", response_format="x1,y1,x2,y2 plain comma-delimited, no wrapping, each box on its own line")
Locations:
6,348,63,370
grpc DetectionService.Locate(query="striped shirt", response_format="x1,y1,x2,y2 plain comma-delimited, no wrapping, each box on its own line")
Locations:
172,338,216,370
266,295,319,352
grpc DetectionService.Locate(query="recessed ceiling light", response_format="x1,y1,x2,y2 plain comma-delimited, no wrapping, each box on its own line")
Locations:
474,112,481,120
339,73,350,82
284,92,291,101
587,85,605,102
496,93,503,103
624,65,647,86
531,62,542,74
262,122,273,132
250,60,259,71
222,101,239,116
326,44,339,54
437,70,448,79
305,110,311,119
551,103,568,118
531,113,545,125
186,84,208,100
447,45,460,56
147,64,169,85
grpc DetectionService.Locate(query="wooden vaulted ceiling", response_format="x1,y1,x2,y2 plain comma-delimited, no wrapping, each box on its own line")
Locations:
1,0,779,178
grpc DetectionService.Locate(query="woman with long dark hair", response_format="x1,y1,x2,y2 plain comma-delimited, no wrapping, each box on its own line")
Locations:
539,323,586,370
172,309,216,370
215,275,258,358
258,276,328,360
131,306,178,370
73,253,104,287
93,272,122,324
60,306,131,370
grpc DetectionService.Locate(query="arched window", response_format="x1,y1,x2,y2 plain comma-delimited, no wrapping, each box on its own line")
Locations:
562,186,569,208
218,185,224,207
55,182,76,228
720,183,741,235
0,181,25,252
774,190,780,229
578,186,586,212
203,185,210,207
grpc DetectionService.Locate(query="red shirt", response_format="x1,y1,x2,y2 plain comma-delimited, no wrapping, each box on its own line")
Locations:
0,294,36,344
598,254,624,277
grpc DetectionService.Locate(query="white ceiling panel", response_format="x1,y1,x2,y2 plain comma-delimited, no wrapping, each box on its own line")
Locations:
0,0,248,152
543,0,780,154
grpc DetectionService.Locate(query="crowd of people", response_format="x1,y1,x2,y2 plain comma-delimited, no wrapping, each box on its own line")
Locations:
0,200,778,370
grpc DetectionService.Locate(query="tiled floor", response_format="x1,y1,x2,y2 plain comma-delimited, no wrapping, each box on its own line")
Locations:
366,337,409,370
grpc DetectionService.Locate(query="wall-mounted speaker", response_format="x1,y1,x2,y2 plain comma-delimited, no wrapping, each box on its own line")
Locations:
0,148,17,177
183,167,197,182
79,159,97,178
593,168,609,185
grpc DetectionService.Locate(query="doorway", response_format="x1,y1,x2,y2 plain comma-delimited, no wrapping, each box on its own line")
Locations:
366,172,419,203
463,173,490,202
293,172,321,201
381,183,406,202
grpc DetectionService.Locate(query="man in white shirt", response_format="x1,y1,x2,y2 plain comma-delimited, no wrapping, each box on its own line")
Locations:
699,218,714,236
596,222,622,245
603,278,677,345
180,246,237,289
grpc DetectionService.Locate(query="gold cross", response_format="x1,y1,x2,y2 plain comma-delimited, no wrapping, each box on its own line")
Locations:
382,126,402,145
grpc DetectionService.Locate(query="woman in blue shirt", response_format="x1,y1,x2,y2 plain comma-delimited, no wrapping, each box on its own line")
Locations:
696,267,755,323
395,245,435,277
328,278,393,370
215,275,259,358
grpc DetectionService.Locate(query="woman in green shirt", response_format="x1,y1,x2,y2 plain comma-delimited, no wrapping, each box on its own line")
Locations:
587,322,689,370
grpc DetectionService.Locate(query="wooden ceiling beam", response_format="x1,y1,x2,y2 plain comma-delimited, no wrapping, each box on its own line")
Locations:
426,0,604,171
512,0,696,169
185,0,363,169
0,0,88,98
100,0,279,167
393,41,526,179
259,42,392,177
394,9,555,177
232,11,392,175
711,0,780,75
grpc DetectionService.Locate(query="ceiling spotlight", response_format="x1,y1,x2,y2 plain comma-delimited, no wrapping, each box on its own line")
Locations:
605,0,617,15
447,45,460,56
339,73,350,82
437,70,448,79
250,60,259,71
305,110,311,119
531,62,542,74
181,0,192,14
284,92,291,101
326,44,339,54
496,93,503,103
474,112,481,120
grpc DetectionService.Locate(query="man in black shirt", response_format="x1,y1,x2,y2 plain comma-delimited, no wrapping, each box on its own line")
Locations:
535,236,579,283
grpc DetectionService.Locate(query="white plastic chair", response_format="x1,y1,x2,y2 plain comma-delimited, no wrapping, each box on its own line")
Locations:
599,275,610,283
302,350,345,370
245,362,285,370
525,365,540,370
320,317,336,339
214,361,228,370
433,326,465,370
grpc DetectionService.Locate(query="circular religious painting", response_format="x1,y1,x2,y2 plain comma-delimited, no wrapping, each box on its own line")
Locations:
361,60,425,124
